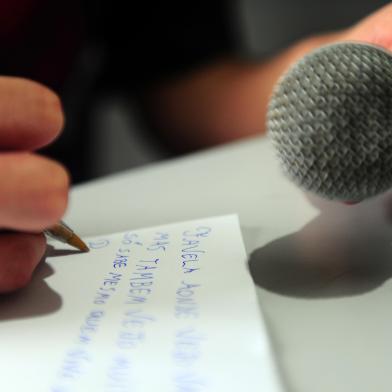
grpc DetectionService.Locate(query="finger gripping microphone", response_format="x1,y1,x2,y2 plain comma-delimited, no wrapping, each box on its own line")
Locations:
268,42,392,202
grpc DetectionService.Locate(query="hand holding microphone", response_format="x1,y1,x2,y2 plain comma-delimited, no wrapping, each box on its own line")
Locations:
268,42,392,202
268,5,392,202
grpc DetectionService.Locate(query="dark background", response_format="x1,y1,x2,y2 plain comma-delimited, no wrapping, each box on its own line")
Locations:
0,0,389,183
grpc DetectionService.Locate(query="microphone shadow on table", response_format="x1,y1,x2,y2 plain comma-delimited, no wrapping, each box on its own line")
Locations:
0,246,81,321
249,192,392,298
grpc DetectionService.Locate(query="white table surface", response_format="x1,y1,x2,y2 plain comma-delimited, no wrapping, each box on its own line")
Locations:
66,135,392,392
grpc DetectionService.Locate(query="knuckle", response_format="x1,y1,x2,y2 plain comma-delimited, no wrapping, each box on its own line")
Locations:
39,161,70,226
26,79,64,137
0,77,64,150
23,157,71,228
38,87,64,134
44,190,69,226
10,269,33,291
0,154,70,231
0,234,44,293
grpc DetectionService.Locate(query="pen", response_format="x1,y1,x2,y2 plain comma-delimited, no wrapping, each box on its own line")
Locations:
44,220,89,252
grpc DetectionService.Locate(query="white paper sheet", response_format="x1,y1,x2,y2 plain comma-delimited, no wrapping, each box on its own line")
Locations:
0,215,282,392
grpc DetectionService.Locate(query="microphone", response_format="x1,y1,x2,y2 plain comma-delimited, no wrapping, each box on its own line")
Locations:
267,42,392,202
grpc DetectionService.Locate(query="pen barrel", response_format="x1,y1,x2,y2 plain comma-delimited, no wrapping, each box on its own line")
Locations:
43,221,89,252
44,222,74,244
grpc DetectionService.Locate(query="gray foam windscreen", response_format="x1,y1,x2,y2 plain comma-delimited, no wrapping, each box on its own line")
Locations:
268,42,392,201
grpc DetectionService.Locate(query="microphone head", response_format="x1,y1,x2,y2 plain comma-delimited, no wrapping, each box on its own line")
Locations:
268,42,392,201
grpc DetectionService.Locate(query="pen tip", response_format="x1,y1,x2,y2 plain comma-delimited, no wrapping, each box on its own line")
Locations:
68,234,90,252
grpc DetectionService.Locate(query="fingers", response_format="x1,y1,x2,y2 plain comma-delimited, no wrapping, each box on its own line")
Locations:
0,77,66,294
0,77,64,150
344,3,392,50
0,232,46,293
0,152,69,231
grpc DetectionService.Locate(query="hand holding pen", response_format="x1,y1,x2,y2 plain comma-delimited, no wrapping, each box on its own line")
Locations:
0,77,86,293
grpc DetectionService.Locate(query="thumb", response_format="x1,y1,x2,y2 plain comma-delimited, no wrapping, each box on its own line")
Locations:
343,3,392,50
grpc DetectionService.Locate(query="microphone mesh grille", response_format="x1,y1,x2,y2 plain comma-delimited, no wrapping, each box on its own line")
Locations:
268,43,392,201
